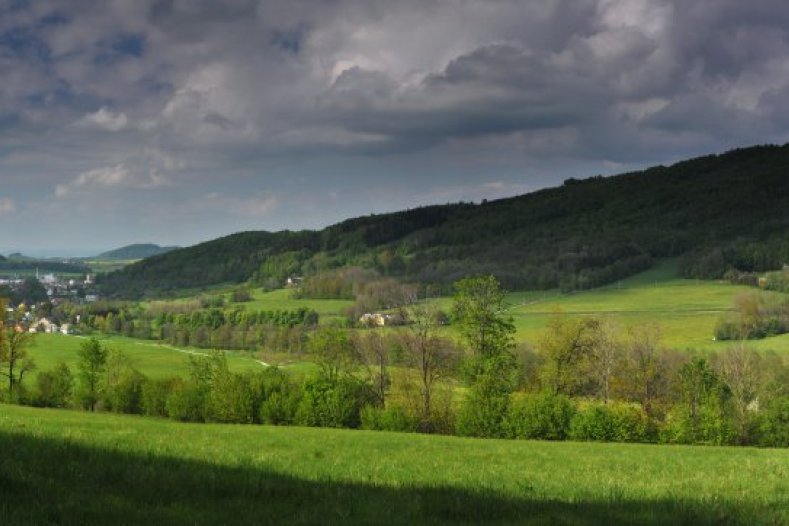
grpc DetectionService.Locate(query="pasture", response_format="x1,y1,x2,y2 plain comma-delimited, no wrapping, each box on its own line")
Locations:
241,287,354,322
27,333,265,378
418,260,789,352
505,261,789,352
0,404,786,525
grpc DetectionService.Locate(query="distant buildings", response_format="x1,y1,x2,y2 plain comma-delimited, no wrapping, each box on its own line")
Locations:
359,312,392,327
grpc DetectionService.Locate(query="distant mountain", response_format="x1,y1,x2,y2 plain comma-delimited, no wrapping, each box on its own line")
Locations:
97,244,180,261
100,144,789,299
7,252,34,261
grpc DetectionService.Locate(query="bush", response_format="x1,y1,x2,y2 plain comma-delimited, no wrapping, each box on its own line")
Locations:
231,287,252,302
166,380,206,422
456,387,511,438
103,369,146,414
507,392,575,440
257,370,302,425
207,371,255,423
296,376,375,428
32,362,73,408
661,405,736,445
758,397,789,447
361,404,418,432
260,390,302,425
569,403,655,443
141,378,175,417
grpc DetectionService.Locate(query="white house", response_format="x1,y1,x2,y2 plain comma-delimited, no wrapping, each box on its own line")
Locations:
359,312,392,327
31,318,59,334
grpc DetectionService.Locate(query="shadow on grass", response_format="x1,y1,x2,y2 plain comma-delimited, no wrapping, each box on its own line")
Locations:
0,431,752,526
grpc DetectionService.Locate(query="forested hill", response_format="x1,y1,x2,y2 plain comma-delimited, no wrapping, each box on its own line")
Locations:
97,244,180,261
99,144,789,298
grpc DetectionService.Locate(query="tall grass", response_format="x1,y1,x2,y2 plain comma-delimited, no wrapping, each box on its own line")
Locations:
1,404,786,525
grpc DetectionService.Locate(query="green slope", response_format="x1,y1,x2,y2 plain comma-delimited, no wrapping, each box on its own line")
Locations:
27,333,264,378
97,243,179,260
1,405,787,525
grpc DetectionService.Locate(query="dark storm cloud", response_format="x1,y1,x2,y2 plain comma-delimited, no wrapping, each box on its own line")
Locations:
1,0,789,252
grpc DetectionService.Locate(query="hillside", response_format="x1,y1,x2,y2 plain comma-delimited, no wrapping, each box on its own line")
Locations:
99,144,789,298
97,243,179,260
2,405,786,525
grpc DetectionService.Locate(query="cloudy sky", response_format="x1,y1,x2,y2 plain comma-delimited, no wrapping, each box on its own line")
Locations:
2,0,789,255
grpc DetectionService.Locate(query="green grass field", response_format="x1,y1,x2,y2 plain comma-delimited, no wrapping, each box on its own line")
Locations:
421,260,789,353
28,333,265,378
81,258,139,274
142,286,354,323
504,260,789,352
0,404,786,525
241,287,354,322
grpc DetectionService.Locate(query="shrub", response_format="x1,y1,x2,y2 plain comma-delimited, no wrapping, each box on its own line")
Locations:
207,370,255,423
166,380,206,422
103,369,146,414
456,387,511,438
32,362,73,408
507,392,575,440
257,370,302,425
260,390,302,425
361,404,418,432
569,403,655,443
231,287,252,302
661,405,736,445
141,378,175,417
296,376,375,428
758,397,789,447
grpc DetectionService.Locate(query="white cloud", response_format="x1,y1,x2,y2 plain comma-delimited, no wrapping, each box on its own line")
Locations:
0,198,16,215
74,107,130,132
55,164,167,197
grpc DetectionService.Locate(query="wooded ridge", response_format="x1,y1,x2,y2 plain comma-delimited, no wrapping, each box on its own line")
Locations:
99,144,789,298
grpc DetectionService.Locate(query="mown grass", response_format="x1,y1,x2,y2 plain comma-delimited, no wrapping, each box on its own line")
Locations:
423,260,789,352
28,333,264,378
82,258,138,273
504,260,789,352
0,404,786,525
240,287,354,321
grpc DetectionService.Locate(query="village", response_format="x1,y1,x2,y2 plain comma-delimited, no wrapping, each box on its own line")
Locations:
2,270,98,335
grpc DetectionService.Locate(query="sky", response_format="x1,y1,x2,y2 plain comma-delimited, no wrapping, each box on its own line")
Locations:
2,0,789,256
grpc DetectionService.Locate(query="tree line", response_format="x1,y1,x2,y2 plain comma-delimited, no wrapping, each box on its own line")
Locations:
3,276,788,447
52,299,319,353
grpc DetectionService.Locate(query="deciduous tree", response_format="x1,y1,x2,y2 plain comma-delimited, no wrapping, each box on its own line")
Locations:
77,337,108,411
0,303,35,398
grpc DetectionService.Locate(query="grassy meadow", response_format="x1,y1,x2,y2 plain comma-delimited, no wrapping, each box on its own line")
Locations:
419,260,789,353
28,333,265,378
0,404,786,525
241,287,354,323
505,261,789,352
81,258,139,274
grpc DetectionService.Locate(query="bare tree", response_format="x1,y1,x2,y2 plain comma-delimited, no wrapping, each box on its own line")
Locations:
717,342,761,442
401,302,456,431
352,331,390,406
620,323,665,415
588,318,622,404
